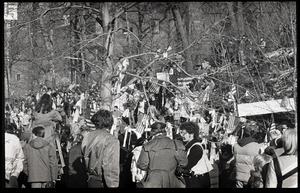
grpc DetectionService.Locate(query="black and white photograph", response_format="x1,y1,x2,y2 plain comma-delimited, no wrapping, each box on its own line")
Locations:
3,1,297,189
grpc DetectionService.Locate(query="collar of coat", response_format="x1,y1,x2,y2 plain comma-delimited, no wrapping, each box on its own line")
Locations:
185,138,202,150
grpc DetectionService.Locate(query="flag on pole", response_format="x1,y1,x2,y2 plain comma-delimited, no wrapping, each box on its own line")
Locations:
136,114,150,134
227,114,235,132
231,85,236,95
264,114,276,143
226,114,240,133
270,114,276,131
148,79,160,94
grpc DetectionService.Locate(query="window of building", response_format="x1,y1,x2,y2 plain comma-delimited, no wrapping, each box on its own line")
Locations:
151,19,160,34
16,73,21,81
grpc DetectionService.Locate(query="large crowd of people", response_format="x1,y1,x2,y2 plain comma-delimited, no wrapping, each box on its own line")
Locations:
4,81,297,188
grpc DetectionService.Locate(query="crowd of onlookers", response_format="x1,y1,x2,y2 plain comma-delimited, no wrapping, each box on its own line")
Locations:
5,84,297,188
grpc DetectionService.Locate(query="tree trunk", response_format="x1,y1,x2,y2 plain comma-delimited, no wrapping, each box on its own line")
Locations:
236,2,245,36
78,9,89,90
226,2,238,36
291,6,297,128
100,2,113,111
70,3,79,83
5,20,11,98
172,5,193,74
39,2,56,88
236,2,246,66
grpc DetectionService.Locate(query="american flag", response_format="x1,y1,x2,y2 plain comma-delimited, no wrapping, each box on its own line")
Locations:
269,114,276,131
226,114,240,133
264,114,276,143
231,85,236,95
148,79,160,94
136,114,150,134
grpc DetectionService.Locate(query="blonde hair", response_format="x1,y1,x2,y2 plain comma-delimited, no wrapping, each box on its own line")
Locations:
282,129,297,155
253,154,272,172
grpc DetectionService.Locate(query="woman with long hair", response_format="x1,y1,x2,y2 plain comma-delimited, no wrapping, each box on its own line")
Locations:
265,129,298,188
31,94,62,149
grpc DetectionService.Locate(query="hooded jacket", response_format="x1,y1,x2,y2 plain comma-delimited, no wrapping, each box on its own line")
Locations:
23,137,58,182
233,137,263,183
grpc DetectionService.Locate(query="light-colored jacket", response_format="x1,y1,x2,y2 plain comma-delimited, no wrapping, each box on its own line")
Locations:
265,155,298,188
5,133,25,180
233,138,263,183
137,135,188,188
81,129,120,188
23,137,58,182
32,110,62,148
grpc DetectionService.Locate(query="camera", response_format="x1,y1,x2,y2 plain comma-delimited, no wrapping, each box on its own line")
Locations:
175,167,194,177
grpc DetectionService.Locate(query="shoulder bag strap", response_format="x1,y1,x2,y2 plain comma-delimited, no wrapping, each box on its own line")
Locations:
173,140,179,164
282,166,298,181
273,157,283,188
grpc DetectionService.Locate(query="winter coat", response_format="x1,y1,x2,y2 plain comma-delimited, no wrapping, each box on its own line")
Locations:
23,137,58,182
68,142,88,188
233,137,263,183
81,129,120,188
131,145,146,182
246,170,264,188
137,135,188,188
210,162,219,188
32,110,62,148
68,142,86,176
265,154,298,188
5,133,25,180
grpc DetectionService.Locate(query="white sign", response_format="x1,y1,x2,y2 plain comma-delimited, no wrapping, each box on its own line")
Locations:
238,98,295,117
156,72,169,81
4,2,18,20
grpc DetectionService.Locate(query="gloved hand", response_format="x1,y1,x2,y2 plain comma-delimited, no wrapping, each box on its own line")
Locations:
9,176,18,188
45,181,55,188
264,146,276,156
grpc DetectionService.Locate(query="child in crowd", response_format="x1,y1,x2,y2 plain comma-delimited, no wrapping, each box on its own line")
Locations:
246,154,272,188
23,126,58,188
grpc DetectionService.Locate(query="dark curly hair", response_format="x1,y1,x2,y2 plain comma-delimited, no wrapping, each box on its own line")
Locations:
179,121,199,139
35,94,53,114
150,122,166,135
32,126,45,138
91,109,114,130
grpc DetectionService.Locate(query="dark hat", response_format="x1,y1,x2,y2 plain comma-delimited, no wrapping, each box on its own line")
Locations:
20,132,31,142
150,122,166,132
243,122,259,135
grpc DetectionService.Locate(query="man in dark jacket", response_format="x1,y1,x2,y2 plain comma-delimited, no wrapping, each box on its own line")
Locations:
81,109,120,188
68,133,88,188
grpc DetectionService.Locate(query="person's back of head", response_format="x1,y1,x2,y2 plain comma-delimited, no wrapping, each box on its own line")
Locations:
32,126,45,138
253,154,272,172
243,122,259,139
221,144,233,158
282,128,297,155
5,123,18,135
91,109,114,130
35,94,53,114
150,121,166,135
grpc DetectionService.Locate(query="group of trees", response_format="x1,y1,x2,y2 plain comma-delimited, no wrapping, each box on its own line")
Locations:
4,2,296,124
